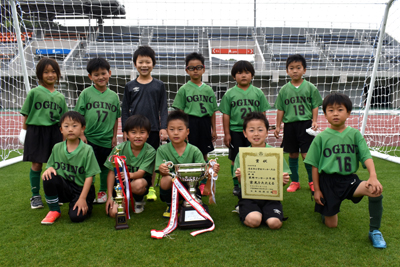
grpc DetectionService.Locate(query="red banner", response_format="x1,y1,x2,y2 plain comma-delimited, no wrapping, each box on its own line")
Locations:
212,48,254,54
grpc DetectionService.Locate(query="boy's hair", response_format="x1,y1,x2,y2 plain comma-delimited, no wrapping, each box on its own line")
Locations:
36,57,61,83
286,54,307,69
123,115,151,133
86,57,110,73
322,92,353,113
167,110,189,128
243,112,269,131
60,111,86,127
231,60,255,78
185,52,205,66
133,46,156,66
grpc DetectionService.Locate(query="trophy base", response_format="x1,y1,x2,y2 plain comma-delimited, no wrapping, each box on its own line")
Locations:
115,213,129,230
178,204,213,230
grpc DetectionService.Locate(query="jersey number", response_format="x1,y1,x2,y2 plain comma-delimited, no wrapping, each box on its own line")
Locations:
336,156,352,172
240,108,252,119
294,105,305,116
96,110,108,122
49,111,56,122
200,103,207,114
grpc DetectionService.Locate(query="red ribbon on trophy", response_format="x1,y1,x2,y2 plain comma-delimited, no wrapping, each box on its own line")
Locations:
110,154,135,218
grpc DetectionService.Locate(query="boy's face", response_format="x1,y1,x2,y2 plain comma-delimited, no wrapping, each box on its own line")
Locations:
60,117,85,142
134,55,154,78
324,103,350,130
185,59,205,81
286,61,306,82
88,68,111,90
41,64,58,88
243,119,268,148
126,127,149,150
167,119,189,145
233,70,253,88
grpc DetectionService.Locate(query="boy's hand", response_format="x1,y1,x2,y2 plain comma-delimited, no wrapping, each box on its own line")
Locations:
112,136,117,148
224,134,231,148
105,197,114,215
159,163,170,176
42,167,57,180
74,197,88,216
211,130,217,142
314,190,325,206
212,163,220,174
160,129,168,141
274,127,281,139
311,122,318,130
282,172,290,185
235,168,241,183
366,176,382,195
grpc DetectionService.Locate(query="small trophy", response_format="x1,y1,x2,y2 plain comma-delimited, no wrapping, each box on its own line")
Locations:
110,148,129,230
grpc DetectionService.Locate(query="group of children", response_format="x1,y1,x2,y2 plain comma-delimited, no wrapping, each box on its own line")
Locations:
20,47,386,248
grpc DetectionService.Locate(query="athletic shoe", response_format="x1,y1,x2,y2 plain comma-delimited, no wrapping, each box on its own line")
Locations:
308,182,315,192
30,196,44,209
96,192,107,204
41,211,61,225
287,182,300,192
232,205,239,214
146,187,157,202
163,206,171,218
369,230,387,249
58,202,63,206
199,184,205,195
134,201,146,214
233,185,241,196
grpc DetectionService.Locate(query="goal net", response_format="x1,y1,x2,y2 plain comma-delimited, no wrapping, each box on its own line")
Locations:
1,0,399,166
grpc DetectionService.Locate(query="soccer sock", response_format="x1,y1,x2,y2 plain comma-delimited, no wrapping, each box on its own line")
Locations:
288,157,299,183
159,188,172,205
30,169,42,196
132,193,145,202
99,166,109,192
45,194,61,212
304,163,313,183
369,195,383,232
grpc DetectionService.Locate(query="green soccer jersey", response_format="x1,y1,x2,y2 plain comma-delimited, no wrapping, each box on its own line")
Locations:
172,81,218,117
46,140,101,186
155,141,205,173
304,127,372,175
20,85,68,126
219,85,271,132
104,142,156,178
274,80,323,123
233,144,291,178
74,85,121,148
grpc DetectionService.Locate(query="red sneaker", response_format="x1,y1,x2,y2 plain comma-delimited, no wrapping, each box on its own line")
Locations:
308,182,315,192
287,182,300,192
199,184,205,195
41,211,61,225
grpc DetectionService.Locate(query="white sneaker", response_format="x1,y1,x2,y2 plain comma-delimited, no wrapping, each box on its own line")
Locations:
134,201,146,214
96,192,107,204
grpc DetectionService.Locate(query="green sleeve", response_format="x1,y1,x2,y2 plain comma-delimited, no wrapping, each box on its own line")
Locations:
104,146,118,170
218,91,231,115
155,146,166,173
46,149,56,169
114,92,121,118
20,90,34,116
304,137,321,168
172,86,186,110
233,154,240,179
140,148,156,175
356,131,372,168
274,89,285,111
74,91,86,115
258,90,271,112
311,86,323,109
60,97,69,117
84,147,101,179
193,147,206,164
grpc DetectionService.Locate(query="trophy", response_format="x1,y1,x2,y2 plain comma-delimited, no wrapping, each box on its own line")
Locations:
110,148,129,230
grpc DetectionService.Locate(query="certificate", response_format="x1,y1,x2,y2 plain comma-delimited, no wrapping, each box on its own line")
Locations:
239,147,283,201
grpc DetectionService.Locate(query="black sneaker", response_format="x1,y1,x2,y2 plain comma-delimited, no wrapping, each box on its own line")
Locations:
233,185,241,196
30,195,44,209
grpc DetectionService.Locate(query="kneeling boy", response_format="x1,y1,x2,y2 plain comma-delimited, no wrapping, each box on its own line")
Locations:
304,92,386,248
41,111,100,224
234,112,290,229
105,115,156,216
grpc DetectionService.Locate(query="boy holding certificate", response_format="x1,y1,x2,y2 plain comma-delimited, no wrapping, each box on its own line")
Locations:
234,112,290,229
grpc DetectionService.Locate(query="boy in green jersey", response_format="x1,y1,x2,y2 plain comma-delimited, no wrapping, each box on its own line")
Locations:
304,92,386,249
274,54,323,194
74,58,121,204
172,52,218,195
156,110,220,218
105,115,156,216
219,60,271,196
234,112,290,229
20,57,68,209
41,111,101,224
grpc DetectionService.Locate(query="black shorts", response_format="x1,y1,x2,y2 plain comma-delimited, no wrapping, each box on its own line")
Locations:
315,172,364,216
282,120,314,153
147,131,160,150
238,198,284,224
188,115,214,155
87,141,112,168
228,130,251,161
23,124,63,163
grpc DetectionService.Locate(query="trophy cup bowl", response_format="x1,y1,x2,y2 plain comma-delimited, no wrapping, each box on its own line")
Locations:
174,163,207,208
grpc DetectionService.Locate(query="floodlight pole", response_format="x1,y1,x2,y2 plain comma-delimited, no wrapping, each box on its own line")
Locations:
10,0,31,94
360,0,394,136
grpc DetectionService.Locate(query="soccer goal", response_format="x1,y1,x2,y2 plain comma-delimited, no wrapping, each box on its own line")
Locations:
1,0,399,167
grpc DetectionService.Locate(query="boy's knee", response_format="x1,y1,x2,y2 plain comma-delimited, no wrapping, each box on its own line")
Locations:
160,176,172,190
324,217,338,228
266,218,282,230
69,212,87,223
244,213,262,228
